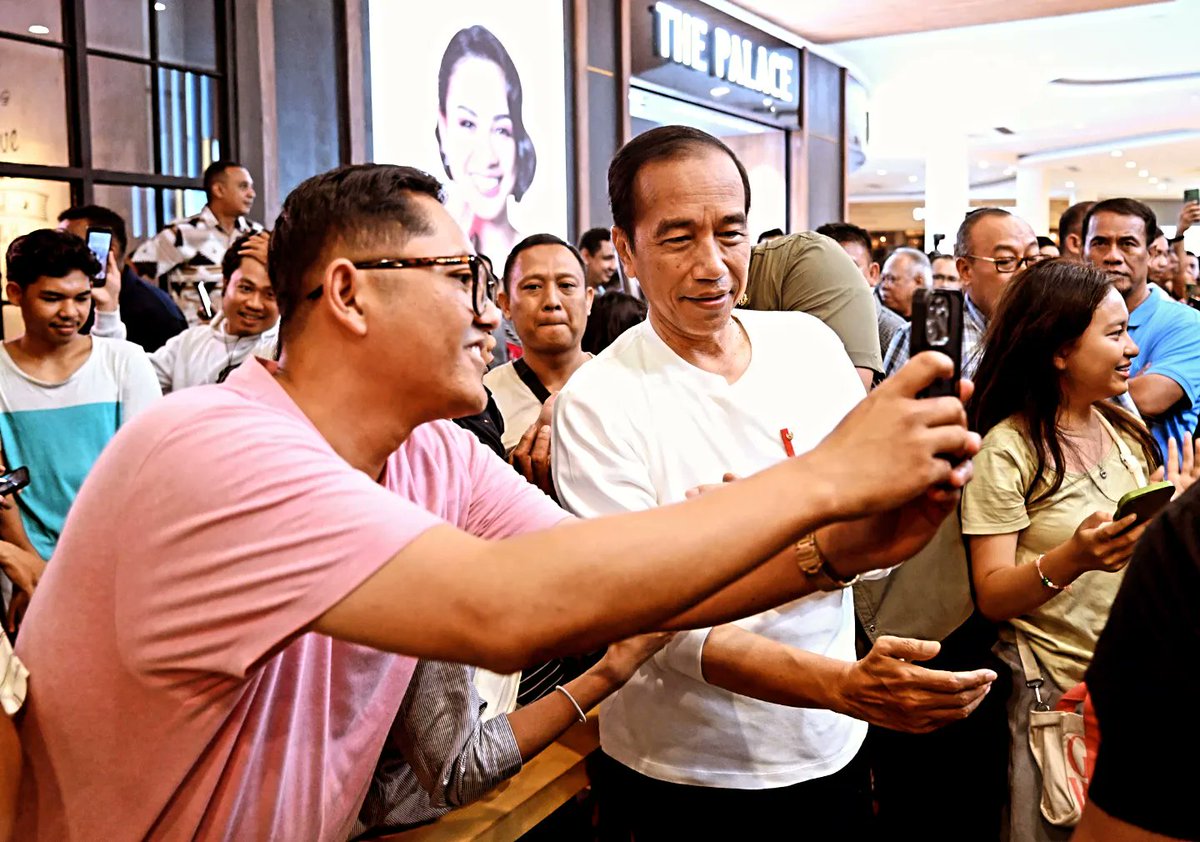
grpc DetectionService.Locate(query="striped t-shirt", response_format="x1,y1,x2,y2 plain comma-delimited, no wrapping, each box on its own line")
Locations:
0,337,160,559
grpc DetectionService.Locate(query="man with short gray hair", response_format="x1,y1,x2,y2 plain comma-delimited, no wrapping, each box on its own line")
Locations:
879,248,932,320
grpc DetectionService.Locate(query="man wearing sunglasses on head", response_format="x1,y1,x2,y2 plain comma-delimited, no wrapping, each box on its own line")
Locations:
12,164,979,840
884,208,1042,379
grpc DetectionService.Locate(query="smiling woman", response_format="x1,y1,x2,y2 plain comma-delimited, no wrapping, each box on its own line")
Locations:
435,26,537,266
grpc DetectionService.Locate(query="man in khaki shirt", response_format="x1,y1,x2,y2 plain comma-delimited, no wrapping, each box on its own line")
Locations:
742,231,881,392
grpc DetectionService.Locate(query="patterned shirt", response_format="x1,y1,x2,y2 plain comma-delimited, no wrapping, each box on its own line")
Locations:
131,205,263,325
884,291,989,379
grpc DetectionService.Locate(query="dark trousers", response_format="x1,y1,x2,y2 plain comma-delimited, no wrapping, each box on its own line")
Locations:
591,746,873,841
864,612,1011,842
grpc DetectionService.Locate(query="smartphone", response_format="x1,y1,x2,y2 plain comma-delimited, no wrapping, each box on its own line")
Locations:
86,227,113,288
909,287,964,398
196,281,215,321
0,466,29,497
1185,188,1200,205
1114,481,1174,532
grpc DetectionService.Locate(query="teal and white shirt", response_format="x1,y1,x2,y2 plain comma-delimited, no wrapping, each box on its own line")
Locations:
0,337,160,559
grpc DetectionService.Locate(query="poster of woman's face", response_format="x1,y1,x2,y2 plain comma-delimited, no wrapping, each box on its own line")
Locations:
369,2,568,267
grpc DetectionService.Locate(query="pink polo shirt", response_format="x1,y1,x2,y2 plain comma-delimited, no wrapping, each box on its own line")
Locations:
14,359,567,841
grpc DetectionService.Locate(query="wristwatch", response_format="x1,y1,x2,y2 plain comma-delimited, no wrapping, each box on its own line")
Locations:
794,532,859,591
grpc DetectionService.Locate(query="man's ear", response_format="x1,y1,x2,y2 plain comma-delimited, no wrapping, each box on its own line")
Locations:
316,259,369,338
5,282,22,307
496,287,513,321
612,226,637,280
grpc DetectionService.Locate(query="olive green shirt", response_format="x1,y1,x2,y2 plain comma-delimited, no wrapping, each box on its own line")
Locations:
743,232,883,374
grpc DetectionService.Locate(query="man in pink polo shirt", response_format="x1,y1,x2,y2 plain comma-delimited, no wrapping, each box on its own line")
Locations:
14,164,982,840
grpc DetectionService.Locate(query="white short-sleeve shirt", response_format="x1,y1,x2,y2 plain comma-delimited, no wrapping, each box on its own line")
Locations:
553,309,868,789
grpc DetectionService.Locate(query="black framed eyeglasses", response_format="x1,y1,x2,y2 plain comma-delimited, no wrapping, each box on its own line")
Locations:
306,254,498,316
965,253,1049,274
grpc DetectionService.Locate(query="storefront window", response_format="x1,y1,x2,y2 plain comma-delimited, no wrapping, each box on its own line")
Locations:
630,88,787,240
0,0,63,41
85,0,150,58
89,56,155,172
0,41,71,167
156,0,218,71
158,68,219,178
93,183,158,254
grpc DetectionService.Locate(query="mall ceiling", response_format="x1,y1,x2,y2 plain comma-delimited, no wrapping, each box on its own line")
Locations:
735,0,1200,214
738,0,1167,43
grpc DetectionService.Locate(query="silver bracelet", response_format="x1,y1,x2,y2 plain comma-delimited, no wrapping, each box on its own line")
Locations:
554,685,587,724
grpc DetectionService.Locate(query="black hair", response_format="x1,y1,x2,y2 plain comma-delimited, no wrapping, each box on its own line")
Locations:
502,233,586,290
815,222,872,254
5,228,100,290
1082,198,1156,247
1057,201,1095,246
1151,227,1166,243
1036,235,1057,249
57,204,128,258
969,258,1159,505
608,125,751,239
436,26,536,202
268,164,445,335
757,228,784,243
578,227,611,255
222,233,266,283
581,291,647,355
930,252,955,264
204,161,244,200
955,207,1012,258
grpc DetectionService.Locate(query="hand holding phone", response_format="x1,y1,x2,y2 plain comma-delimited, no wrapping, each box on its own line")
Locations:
86,227,113,288
0,467,30,498
909,288,964,398
1113,480,1174,533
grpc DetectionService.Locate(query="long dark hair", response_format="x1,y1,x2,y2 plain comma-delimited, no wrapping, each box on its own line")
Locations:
968,258,1159,505
435,25,537,201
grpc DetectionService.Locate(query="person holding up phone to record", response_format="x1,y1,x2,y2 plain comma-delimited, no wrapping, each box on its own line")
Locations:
962,259,1200,842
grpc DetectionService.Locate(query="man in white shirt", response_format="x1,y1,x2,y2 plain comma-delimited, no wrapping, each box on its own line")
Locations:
484,234,593,468
553,126,997,838
147,231,278,392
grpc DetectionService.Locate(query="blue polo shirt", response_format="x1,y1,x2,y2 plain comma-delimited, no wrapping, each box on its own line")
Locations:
1128,289,1200,458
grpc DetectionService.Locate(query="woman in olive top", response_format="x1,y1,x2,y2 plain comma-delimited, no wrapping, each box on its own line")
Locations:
962,260,1164,842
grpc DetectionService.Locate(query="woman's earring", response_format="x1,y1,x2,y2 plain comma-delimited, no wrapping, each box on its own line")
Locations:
737,292,749,307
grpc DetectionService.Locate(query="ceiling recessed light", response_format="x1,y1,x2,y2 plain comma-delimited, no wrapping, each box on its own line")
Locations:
762,97,772,107
876,169,888,176
908,175,918,183
1111,149,1123,158
1149,177,1159,184
710,86,730,97
1158,183,1168,191
1138,169,1149,178
27,24,49,34
1065,181,1076,189
1003,166,1016,176
879,235,888,243
1125,161,1137,169
154,1,166,10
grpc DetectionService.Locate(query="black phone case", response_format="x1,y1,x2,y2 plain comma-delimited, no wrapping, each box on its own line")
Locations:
909,288,964,398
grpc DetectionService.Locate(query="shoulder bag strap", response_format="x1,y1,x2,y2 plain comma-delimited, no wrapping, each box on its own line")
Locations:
512,357,552,405
1014,628,1052,712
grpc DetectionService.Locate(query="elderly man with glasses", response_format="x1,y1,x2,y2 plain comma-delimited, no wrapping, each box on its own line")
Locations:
885,208,1042,379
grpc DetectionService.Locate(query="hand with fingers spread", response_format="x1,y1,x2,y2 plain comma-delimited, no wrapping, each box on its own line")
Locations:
806,351,980,521
834,636,997,734
1151,433,1200,498
509,396,557,498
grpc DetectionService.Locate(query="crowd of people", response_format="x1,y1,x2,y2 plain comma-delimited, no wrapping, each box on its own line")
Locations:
0,127,1196,842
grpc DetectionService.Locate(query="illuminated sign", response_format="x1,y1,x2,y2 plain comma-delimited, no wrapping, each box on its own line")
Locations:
652,1,795,104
